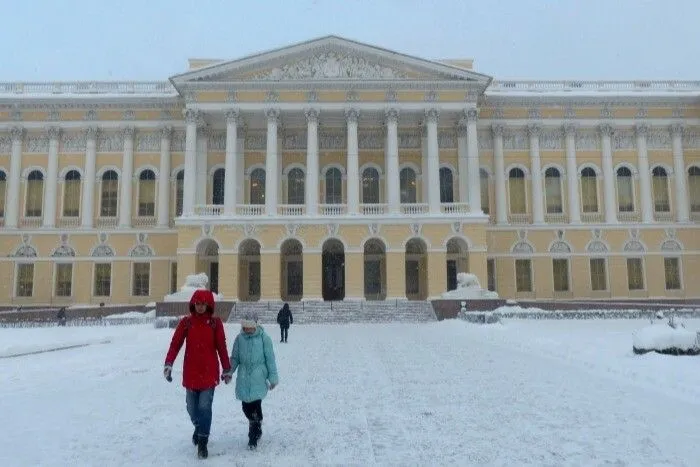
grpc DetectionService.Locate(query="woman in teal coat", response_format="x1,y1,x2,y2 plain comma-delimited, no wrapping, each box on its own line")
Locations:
230,312,279,449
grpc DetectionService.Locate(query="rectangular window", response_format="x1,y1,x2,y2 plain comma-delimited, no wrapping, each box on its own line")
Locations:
590,258,607,291
16,263,34,297
94,263,112,297
552,259,569,292
515,259,532,292
100,180,118,217
170,262,178,294
627,258,644,290
487,259,496,292
132,263,150,296
664,257,681,290
480,174,490,214
0,177,6,217
55,263,73,297
63,180,81,217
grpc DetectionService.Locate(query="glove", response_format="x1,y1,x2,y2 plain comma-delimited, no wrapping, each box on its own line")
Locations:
268,382,277,390
163,365,173,382
221,370,232,384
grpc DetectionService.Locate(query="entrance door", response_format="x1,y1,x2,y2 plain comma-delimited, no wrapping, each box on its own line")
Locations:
446,260,457,292
209,262,219,293
322,250,345,301
287,261,303,299
248,261,261,298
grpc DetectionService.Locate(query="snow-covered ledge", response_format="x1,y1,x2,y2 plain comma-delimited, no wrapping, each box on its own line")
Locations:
0,81,176,96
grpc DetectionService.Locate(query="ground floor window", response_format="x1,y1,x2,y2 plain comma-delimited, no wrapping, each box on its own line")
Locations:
16,263,34,297
487,259,496,292
515,259,532,292
589,258,607,291
170,262,178,294
626,258,644,291
663,257,681,290
552,258,569,292
55,263,73,297
132,263,150,296
94,263,112,297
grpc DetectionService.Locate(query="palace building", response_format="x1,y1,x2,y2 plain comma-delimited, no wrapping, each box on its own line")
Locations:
0,35,698,306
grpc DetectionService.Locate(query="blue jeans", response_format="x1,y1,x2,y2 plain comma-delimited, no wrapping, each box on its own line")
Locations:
186,388,215,437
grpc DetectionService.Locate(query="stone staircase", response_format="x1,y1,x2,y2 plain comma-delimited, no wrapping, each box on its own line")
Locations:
227,300,437,325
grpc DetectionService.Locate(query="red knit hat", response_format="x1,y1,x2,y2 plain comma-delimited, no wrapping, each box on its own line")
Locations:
189,289,215,314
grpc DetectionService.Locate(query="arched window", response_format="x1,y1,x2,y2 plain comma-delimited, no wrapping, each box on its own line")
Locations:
0,171,6,218
689,166,700,213
325,167,342,204
362,167,380,204
212,168,225,205
250,168,266,205
25,170,44,217
399,167,417,203
580,167,598,213
479,169,490,214
439,167,454,203
544,167,563,214
175,170,184,216
138,170,156,216
508,168,526,214
100,170,119,217
287,168,305,205
63,170,81,217
616,167,634,212
652,167,670,212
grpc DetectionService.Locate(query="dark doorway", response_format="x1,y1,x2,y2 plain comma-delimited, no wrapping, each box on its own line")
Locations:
322,239,345,301
446,260,457,292
209,262,219,294
280,239,303,302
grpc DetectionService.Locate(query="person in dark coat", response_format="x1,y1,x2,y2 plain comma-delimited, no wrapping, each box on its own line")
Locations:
276,303,293,343
56,307,67,327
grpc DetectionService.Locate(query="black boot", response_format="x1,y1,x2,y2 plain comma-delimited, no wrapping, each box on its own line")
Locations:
197,434,208,459
248,420,262,449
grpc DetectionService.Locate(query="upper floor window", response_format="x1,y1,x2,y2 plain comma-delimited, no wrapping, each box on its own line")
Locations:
287,168,305,205
250,168,266,205
100,170,119,217
439,167,454,203
616,167,634,213
687,166,700,212
508,168,526,214
62,170,81,217
362,167,380,204
138,170,156,216
175,170,184,216
25,170,44,217
212,168,225,206
580,168,599,213
651,167,670,212
544,168,563,214
400,168,417,204
325,168,342,204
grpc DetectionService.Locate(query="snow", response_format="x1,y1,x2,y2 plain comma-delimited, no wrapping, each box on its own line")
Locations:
1,318,700,466
633,321,700,351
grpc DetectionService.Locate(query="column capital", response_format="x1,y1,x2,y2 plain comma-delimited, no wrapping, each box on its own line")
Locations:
563,123,578,136
10,126,24,142
424,108,439,124
464,107,479,122
670,123,684,137
183,108,201,125
491,124,505,137
47,126,61,140
385,108,399,124
598,124,614,136
197,126,211,138
305,108,319,124
121,126,135,139
456,121,468,137
345,108,360,124
85,126,99,140
160,125,173,140
225,108,240,124
265,108,280,123
526,123,542,137
635,123,649,136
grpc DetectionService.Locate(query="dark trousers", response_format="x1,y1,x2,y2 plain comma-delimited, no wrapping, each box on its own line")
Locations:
279,324,289,342
242,399,263,422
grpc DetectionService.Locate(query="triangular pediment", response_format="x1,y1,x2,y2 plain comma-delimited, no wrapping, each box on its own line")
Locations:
171,35,491,84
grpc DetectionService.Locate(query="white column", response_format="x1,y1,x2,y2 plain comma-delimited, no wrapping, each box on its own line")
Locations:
345,108,360,215
466,108,482,214
305,108,320,215
492,125,507,224
528,124,544,223
636,124,654,223
157,126,172,228
564,123,581,223
43,127,60,228
5,127,24,228
182,109,199,216
425,108,441,214
599,124,617,224
265,108,280,215
385,108,400,214
118,126,135,228
224,109,239,216
671,124,689,222
196,127,208,205
81,126,98,229
236,131,245,208
421,126,428,202
456,122,468,204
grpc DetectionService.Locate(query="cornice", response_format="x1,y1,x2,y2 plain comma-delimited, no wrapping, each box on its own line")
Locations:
483,94,699,107
179,80,488,92
0,99,183,111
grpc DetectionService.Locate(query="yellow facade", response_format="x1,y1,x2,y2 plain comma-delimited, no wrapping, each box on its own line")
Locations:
0,36,698,306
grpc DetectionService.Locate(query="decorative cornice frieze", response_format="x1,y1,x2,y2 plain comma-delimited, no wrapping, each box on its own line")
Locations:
670,123,684,137
598,124,614,136
10,126,24,142
563,123,577,136
635,123,649,136
47,126,61,139
526,123,541,137
121,126,135,139
84,109,98,121
491,124,505,137
123,110,135,121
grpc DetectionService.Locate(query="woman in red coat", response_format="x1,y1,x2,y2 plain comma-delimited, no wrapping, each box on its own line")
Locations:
164,289,232,459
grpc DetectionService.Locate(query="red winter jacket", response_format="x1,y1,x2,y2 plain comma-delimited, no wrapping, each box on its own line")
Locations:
164,289,231,390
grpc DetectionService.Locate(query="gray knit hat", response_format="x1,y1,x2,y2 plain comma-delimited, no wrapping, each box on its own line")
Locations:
240,311,258,328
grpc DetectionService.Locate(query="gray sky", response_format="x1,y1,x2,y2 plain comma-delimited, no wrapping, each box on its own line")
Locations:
1,0,698,82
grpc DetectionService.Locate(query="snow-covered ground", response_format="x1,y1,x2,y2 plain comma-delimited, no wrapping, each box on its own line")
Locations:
1,317,699,466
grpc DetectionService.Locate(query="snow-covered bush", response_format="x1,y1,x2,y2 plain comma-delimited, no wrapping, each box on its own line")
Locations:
633,320,700,356
154,317,179,329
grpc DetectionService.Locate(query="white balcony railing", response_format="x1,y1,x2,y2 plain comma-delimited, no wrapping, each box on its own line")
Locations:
618,211,640,223
488,80,700,93
20,217,42,228
581,212,604,223
653,211,673,222
194,205,224,216
440,202,469,214
508,213,532,224
133,216,157,227
237,205,265,216
320,204,346,216
58,217,80,228
96,217,118,228
278,204,305,216
545,212,569,224
360,203,388,215
401,203,428,215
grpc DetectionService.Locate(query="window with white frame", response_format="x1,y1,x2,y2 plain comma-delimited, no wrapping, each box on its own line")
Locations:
175,170,184,216
552,258,569,292
100,170,119,217
16,263,34,297
94,263,112,297
212,168,225,205
62,170,81,217
589,258,607,291
664,257,681,290
138,170,156,216
55,263,73,297
325,167,342,204
132,263,150,296
508,168,527,214
287,168,305,205
626,258,644,290
651,167,670,212
250,168,266,205
399,167,417,203
688,166,700,212
25,170,44,217
480,169,490,214
580,168,599,213
544,168,563,214
515,258,532,292
616,167,635,213
362,167,380,204
439,167,454,203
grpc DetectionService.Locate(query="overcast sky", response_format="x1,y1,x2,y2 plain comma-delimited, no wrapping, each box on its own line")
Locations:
1,0,697,81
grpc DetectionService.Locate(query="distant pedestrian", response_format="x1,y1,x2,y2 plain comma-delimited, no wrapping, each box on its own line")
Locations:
56,307,67,327
276,303,293,343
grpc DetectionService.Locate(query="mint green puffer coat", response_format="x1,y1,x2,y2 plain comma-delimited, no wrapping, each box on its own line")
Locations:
230,325,279,402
